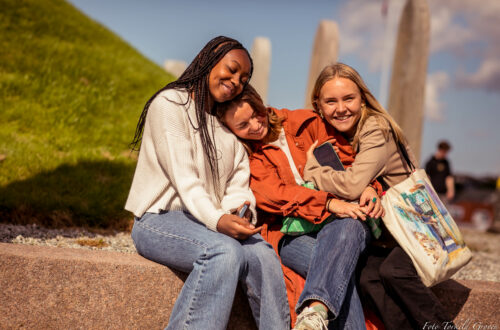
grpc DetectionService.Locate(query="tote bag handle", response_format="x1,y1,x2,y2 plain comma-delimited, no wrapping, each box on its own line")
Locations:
390,128,416,172
377,127,416,191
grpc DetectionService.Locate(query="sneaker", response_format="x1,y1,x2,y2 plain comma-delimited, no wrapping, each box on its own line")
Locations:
293,304,329,330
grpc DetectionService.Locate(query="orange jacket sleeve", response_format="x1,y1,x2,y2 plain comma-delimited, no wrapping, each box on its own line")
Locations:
249,152,332,224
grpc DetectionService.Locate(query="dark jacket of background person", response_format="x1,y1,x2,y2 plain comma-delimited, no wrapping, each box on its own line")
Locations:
425,155,452,194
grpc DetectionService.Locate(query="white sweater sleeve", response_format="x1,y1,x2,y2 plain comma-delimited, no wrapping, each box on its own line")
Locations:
220,142,258,224
147,92,225,231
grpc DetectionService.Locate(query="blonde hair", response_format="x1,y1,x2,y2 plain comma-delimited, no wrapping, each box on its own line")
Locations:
216,84,282,154
311,63,407,151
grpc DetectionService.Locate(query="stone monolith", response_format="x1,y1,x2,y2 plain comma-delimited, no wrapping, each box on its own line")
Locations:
250,37,272,104
387,0,430,162
164,60,187,78
304,20,339,109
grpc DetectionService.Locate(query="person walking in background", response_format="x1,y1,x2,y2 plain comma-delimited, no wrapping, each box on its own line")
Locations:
425,140,455,203
126,36,290,330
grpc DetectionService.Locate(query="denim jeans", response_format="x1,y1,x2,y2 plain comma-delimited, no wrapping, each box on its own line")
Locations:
131,211,290,330
279,218,370,330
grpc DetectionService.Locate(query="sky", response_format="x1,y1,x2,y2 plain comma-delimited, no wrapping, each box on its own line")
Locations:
67,0,500,177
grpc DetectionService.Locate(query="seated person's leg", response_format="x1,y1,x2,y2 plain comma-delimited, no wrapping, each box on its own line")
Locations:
240,234,290,329
358,247,413,330
132,211,245,330
380,246,454,329
280,218,370,329
279,232,317,278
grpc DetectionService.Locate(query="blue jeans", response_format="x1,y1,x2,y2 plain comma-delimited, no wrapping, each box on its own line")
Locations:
279,218,370,330
131,211,290,330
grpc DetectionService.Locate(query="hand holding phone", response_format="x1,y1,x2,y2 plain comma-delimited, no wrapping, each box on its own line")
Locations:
238,204,249,218
313,142,345,171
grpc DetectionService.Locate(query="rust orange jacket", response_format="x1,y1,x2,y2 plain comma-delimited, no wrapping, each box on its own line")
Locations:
249,108,383,329
249,108,355,325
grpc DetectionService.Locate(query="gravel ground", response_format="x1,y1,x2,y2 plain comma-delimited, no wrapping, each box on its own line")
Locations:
450,227,500,282
1,222,499,282
0,223,137,254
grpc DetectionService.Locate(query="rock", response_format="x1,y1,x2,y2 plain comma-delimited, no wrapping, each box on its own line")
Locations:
164,59,188,78
304,20,339,109
387,0,431,162
250,37,272,105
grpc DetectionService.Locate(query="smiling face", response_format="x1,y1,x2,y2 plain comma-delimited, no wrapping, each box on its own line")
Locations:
223,101,269,141
208,49,252,103
317,77,364,138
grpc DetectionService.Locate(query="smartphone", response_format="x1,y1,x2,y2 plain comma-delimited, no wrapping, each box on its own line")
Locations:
238,204,249,218
313,142,345,171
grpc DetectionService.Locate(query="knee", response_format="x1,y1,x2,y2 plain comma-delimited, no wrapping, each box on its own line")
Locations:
209,238,245,271
246,239,281,269
321,218,367,244
380,248,419,284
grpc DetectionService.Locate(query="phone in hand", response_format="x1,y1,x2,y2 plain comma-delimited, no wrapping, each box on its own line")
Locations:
238,204,249,218
313,142,345,171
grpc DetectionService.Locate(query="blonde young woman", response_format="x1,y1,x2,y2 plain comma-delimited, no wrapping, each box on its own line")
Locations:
303,63,454,330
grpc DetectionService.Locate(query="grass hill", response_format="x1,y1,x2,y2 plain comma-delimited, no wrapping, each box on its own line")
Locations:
0,0,174,230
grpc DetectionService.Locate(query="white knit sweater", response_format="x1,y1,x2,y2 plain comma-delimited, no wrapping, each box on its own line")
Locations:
125,89,256,231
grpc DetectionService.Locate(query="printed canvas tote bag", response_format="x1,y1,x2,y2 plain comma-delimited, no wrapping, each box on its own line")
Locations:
380,141,472,287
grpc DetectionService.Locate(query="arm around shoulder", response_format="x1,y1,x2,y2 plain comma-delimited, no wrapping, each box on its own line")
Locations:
303,117,389,200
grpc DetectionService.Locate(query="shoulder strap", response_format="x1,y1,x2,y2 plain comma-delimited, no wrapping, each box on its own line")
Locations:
377,175,391,191
389,126,416,172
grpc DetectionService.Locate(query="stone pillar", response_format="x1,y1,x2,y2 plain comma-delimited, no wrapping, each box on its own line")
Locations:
250,37,272,104
163,60,187,78
304,20,339,109
387,0,430,162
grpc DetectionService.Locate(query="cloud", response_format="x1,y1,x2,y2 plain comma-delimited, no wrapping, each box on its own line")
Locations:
425,71,449,122
338,0,404,71
456,59,500,92
428,5,475,54
338,0,500,93
429,0,500,92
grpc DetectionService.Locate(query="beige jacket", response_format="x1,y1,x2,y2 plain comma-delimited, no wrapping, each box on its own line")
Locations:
303,116,417,199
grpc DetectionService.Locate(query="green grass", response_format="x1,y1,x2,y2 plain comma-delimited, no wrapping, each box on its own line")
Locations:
0,0,174,231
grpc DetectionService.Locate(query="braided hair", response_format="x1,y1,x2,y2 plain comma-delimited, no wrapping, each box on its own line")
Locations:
130,36,253,189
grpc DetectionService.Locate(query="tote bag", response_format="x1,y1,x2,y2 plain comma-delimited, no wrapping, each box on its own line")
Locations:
380,141,472,287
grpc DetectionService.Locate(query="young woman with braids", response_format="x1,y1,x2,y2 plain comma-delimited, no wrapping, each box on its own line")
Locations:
303,63,454,329
216,84,384,330
125,36,290,330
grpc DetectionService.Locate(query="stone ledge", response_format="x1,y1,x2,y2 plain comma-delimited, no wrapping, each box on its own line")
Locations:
1,243,499,329
431,278,500,325
0,243,256,330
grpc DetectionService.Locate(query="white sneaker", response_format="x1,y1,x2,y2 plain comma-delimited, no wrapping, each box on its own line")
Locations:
293,305,329,330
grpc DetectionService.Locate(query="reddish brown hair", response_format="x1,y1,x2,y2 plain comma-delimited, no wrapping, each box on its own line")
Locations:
216,84,282,154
